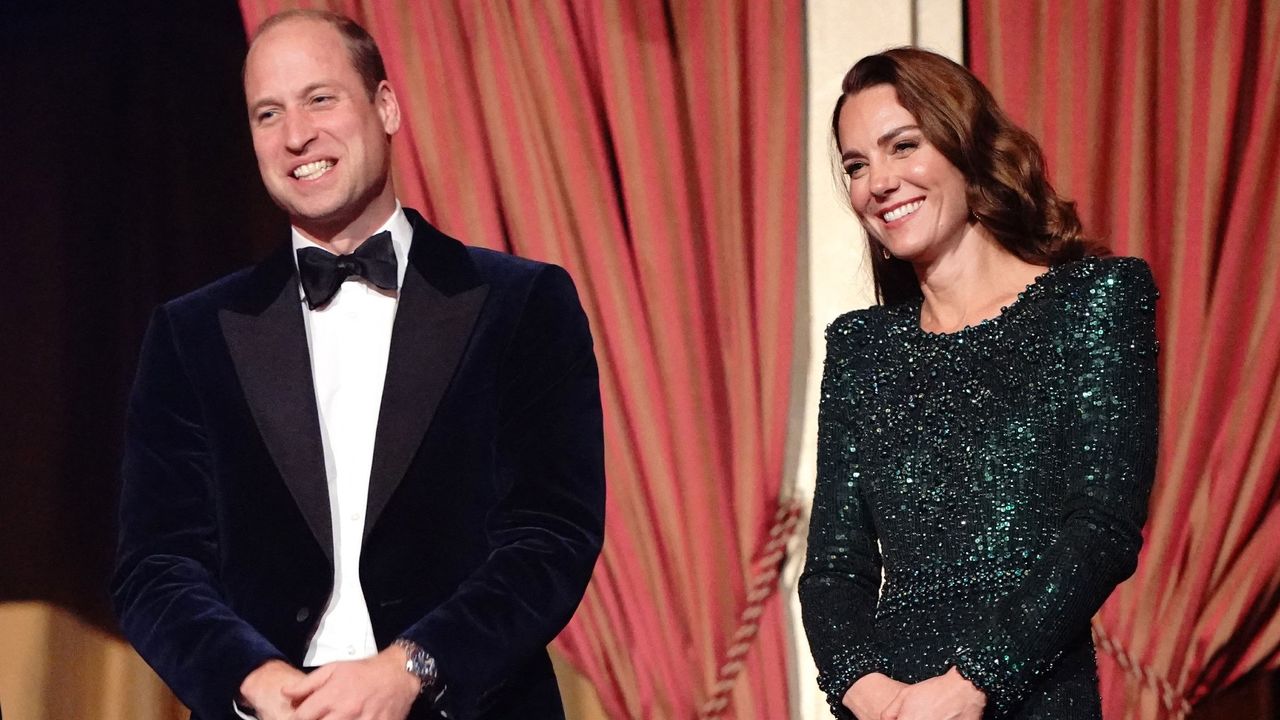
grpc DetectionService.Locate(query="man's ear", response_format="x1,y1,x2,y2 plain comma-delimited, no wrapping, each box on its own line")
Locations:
376,81,401,136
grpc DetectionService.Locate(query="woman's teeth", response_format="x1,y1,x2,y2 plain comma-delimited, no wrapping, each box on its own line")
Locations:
882,200,923,222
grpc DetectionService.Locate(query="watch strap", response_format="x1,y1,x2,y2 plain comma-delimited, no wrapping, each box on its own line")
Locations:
392,637,444,703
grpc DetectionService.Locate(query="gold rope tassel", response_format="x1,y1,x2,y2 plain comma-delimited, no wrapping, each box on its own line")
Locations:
697,500,804,718
1091,619,1193,718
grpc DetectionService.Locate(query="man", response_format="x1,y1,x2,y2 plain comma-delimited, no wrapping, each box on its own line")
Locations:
111,10,604,720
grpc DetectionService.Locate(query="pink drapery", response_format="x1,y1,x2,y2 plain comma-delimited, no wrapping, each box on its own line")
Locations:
238,2,804,717
969,2,1280,717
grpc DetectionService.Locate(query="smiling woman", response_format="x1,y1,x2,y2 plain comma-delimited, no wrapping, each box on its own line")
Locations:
799,48,1160,720
829,48,1104,309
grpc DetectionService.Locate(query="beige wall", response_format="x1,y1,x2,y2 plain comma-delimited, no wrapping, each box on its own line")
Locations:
785,2,963,719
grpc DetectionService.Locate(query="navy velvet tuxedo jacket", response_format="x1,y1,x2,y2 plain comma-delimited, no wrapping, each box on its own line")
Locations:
112,209,605,720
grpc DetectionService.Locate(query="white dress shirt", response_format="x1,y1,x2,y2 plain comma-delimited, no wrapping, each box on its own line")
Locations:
294,203,412,666
234,204,412,720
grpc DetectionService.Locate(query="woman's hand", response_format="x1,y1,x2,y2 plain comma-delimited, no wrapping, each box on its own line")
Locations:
843,672,908,719
880,666,986,720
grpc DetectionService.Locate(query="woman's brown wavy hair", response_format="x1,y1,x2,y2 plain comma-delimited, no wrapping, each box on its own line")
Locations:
833,47,1106,305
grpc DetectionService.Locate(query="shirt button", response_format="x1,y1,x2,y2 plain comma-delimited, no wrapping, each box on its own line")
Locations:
350,512,361,523
295,607,310,623
346,645,356,656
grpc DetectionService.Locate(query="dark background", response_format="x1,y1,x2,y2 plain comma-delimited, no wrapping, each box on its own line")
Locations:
0,0,282,632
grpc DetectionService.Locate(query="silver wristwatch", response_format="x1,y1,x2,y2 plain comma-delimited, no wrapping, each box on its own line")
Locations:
392,638,441,697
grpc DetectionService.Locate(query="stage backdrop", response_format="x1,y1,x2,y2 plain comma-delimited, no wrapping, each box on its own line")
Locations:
0,1,284,718
969,1,1280,718
237,2,805,718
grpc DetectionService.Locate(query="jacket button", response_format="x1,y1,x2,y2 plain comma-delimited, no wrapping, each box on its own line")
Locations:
295,607,311,622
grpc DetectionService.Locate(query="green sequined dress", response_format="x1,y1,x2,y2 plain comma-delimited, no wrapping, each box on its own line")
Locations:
799,257,1159,719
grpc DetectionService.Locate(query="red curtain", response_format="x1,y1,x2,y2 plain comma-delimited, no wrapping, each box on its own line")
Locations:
237,2,804,718
969,2,1280,718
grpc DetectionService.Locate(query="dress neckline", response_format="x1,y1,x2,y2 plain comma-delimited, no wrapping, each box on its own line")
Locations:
909,262,1065,340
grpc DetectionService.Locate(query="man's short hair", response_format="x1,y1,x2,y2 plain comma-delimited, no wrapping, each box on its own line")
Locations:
247,9,388,98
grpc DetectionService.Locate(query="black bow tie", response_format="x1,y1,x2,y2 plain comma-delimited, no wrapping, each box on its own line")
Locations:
296,231,398,310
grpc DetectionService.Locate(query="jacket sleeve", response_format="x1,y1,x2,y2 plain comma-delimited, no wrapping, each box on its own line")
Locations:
398,264,606,720
111,305,286,719
799,318,891,719
950,259,1160,715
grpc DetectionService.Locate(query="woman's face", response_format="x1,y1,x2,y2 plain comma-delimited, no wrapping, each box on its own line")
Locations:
837,84,972,263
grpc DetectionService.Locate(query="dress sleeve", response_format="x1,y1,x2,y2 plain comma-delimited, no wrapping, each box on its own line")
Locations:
950,258,1160,715
799,318,892,719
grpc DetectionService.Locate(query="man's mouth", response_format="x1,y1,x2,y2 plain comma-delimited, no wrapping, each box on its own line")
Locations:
880,199,923,223
293,160,335,181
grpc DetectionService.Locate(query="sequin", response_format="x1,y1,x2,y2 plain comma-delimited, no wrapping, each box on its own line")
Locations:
799,257,1159,719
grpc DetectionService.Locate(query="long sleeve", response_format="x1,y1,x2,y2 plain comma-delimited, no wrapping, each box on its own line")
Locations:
111,306,287,720
799,318,891,719
397,265,606,720
950,259,1160,715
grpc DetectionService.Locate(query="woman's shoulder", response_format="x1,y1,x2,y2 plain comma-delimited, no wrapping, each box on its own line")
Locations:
825,303,904,346
1044,256,1160,347
1055,255,1159,308
822,304,914,371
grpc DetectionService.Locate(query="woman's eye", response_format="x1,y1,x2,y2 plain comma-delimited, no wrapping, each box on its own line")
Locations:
844,161,867,177
893,140,918,154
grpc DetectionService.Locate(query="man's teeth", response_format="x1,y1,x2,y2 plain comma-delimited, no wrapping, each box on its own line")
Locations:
293,160,334,180
883,200,923,222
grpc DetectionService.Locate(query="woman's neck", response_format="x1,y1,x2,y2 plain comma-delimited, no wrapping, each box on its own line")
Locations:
913,228,1047,333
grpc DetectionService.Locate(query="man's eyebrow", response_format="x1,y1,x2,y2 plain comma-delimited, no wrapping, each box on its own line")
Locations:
248,82,339,114
248,96,281,114
298,81,336,97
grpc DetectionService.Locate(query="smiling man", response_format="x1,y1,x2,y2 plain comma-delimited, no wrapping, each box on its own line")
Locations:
112,10,605,720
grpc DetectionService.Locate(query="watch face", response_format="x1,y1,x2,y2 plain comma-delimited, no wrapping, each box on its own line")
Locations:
394,638,439,693
408,652,436,684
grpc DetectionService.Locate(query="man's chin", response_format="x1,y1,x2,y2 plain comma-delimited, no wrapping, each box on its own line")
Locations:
269,185,391,240
273,197,350,229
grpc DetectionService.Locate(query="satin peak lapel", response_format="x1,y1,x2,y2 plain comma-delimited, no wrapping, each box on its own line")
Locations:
219,250,333,562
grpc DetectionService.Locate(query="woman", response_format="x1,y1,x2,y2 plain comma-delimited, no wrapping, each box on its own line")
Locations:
798,48,1158,720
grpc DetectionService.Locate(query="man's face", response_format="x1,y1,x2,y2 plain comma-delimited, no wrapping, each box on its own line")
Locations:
243,19,399,237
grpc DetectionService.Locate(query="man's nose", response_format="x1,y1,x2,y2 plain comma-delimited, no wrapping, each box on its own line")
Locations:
284,112,317,153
